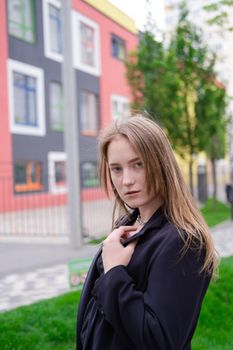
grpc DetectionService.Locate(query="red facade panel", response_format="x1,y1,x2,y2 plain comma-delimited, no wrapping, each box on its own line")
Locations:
0,0,13,211
72,0,138,127
0,0,12,172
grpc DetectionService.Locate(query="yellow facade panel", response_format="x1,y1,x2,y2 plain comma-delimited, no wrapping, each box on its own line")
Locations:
84,0,138,34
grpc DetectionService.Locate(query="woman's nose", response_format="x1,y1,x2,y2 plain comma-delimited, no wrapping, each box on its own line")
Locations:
122,170,135,185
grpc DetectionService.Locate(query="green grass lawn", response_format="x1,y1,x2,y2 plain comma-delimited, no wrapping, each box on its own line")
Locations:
0,291,80,350
201,198,231,227
0,256,233,350
192,256,233,350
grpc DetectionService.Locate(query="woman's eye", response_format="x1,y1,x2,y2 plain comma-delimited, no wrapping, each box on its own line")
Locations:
134,162,143,169
111,167,122,173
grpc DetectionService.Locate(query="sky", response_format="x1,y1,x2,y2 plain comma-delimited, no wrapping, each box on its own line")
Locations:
108,0,165,31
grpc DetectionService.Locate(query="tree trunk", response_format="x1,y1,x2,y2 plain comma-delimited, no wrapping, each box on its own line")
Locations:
211,158,217,209
189,158,194,196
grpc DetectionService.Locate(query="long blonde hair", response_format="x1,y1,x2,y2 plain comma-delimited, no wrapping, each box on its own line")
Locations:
98,115,218,275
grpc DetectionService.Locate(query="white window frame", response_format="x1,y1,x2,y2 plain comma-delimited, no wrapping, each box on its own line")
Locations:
8,59,46,136
42,0,63,62
111,94,130,120
49,81,64,131
80,90,99,135
8,0,36,43
48,152,67,194
72,11,101,76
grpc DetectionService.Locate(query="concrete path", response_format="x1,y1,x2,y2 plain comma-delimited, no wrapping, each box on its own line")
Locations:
211,220,233,257
0,221,232,313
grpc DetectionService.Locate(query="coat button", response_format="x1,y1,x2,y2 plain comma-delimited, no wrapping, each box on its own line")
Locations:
92,292,97,300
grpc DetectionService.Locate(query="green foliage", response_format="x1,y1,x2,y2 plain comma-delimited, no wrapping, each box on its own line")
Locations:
201,198,231,227
195,68,227,200
125,31,166,117
167,2,209,159
195,78,226,158
204,0,233,31
126,2,227,195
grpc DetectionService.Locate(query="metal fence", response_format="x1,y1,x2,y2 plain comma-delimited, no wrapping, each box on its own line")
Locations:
0,176,113,243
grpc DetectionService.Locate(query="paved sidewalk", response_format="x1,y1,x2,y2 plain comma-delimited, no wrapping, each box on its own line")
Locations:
0,221,232,312
0,242,99,312
211,220,233,257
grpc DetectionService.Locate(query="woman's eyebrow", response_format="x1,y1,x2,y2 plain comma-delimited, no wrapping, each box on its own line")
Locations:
109,162,120,166
109,157,141,166
128,157,141,164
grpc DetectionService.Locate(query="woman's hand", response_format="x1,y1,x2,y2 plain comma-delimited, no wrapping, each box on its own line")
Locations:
102,226,138,274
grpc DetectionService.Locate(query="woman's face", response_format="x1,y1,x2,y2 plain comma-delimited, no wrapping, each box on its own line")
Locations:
107,135,160,218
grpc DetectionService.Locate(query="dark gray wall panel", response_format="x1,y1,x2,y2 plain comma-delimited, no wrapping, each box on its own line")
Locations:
8,0,101,192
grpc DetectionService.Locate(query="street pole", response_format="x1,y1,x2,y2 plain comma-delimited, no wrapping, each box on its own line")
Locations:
61,0,82,247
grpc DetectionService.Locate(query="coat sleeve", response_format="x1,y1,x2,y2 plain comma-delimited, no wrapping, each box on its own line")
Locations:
92,234,210,350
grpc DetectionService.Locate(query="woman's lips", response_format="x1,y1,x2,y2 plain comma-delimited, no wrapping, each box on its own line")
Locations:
124,191,140,196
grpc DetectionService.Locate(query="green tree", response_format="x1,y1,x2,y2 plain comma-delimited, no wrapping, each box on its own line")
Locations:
163,2,214,193
204,0,233,31
126,2,227,196
195,74,227,204
126,31,166,119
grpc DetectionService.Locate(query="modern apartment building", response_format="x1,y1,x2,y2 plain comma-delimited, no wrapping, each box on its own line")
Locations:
0,0,138,212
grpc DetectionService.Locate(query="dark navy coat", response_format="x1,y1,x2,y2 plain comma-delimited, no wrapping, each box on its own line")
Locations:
76,208,211,350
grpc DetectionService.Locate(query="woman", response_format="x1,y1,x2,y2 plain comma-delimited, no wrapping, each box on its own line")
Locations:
76,115,218,350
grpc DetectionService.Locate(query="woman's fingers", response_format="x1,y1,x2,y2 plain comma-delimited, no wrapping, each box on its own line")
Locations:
102,231,138,273
126,238,138,250
106,226,137,242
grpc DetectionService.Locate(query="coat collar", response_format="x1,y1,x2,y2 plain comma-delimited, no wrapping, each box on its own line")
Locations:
119,206,167,247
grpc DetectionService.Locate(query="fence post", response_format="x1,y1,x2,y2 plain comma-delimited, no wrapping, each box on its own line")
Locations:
61,0,82,247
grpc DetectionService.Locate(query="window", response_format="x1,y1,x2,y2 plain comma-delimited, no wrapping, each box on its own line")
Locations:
72,12,100,76
111,95,130,120
49,4,62,53
13,72,37,126
111,34,126,60
48,152,67,193
81,162,99,189
14,160,43,193
7,0,35,43
80,22,95,66
8,60,45,136
50,82,63,131
80,91,99,135
43,0,62,62
54,160,66,186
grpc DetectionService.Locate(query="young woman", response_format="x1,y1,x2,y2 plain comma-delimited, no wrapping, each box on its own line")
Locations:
76,115,218,350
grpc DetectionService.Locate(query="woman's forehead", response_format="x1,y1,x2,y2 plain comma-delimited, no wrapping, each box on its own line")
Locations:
107,135,140,161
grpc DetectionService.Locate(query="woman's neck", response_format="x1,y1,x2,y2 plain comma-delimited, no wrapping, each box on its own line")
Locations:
138,199,163,223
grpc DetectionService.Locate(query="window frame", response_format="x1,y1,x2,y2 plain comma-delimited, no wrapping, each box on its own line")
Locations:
14,160,43,193
48,152,67,194
42,0,63,62
111,33,126,61
49,81,64,132
72,12,101,76
80,90,99,136
8,59,46,136
81,161,99,189
111,94,130,121
7,0,36,43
